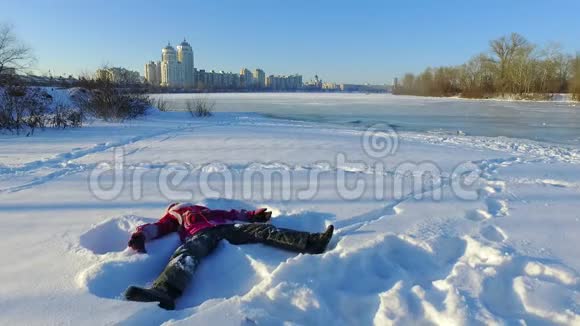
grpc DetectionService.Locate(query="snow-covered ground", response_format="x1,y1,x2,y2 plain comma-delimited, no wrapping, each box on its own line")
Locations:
0,94,579,325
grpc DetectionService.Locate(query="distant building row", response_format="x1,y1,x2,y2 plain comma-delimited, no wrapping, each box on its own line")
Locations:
266,74,303,90
144,40,302,90
96,67,140,84
321,82,391,93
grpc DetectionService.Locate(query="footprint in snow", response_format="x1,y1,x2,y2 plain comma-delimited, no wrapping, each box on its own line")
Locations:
485,198,509,217
480,225,507,243
464,209,492,221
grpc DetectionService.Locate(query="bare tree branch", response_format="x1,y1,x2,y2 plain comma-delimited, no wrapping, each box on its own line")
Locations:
0,24,34,76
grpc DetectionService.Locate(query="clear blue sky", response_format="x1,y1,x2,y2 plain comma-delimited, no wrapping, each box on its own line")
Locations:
1,0,579,84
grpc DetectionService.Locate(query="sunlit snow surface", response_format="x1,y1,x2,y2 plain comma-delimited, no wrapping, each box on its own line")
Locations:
0,93,578,325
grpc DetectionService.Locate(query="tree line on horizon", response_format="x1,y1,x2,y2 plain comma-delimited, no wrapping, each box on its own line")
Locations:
394,33,580,101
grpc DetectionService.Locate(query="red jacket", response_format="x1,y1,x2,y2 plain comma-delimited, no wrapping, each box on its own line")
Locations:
136,203,259,242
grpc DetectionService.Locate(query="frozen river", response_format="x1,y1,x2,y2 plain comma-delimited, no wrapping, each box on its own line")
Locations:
153,92,580,145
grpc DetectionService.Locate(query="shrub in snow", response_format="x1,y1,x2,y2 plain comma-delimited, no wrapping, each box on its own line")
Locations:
186,97,214,117
75,79,151,121
0,85,82,135
0,86,49,135
50,103,83,129
154,96,169,112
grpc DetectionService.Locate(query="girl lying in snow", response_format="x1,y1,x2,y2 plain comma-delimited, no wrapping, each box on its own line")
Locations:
124,203,334,310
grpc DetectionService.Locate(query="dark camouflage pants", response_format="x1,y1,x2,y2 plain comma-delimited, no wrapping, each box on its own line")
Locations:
152,223,312,295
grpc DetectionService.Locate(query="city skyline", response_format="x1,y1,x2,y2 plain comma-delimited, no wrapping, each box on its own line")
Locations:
1,1,580,84
143,40,303,90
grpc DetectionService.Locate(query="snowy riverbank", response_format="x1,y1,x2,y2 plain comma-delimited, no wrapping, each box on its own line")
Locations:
0,100,579,324
436,92,578,104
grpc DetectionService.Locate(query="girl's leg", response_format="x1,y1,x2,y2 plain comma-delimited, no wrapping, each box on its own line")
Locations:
125,228,223,310
220,223,334,254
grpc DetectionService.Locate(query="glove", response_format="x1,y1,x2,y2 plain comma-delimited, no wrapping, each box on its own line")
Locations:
251,208,272,223
128,232,147,253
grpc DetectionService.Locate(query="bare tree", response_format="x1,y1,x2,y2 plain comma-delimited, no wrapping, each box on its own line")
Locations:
572,54,580,101
489,33,531,94
0,24,34,77
532,43,571,94
400,73,415,94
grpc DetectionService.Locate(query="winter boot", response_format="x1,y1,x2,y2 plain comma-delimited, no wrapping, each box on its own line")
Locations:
305,225,334,254
124,284,180,310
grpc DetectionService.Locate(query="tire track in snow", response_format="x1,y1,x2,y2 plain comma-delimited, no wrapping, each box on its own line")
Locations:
0,121,236,194
0,163,94,193
0,127,189,177
0,151,420,194
0,159,389,194
0,119,240,177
